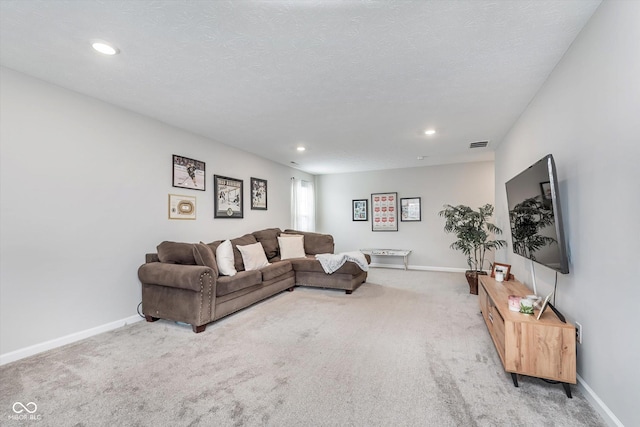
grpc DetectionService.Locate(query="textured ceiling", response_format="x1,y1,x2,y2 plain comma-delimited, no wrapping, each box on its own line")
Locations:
0,0,601,175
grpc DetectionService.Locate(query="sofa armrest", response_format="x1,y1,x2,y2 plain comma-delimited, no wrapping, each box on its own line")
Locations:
138,262,216,292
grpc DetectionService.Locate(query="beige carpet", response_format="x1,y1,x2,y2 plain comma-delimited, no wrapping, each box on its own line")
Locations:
1,269,605,426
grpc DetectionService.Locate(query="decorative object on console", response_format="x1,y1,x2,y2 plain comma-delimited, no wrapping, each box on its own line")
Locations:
519,298,534,314
371,192,398,231
491,262,511,281
172,154,205,191
508,295,522,312
214,175,243,218
352,199,368,221
250,177,267,210
168,194,196,220
439,204,506,295
400,197,421,222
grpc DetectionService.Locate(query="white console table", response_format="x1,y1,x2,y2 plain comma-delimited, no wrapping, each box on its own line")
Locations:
360,249,411,270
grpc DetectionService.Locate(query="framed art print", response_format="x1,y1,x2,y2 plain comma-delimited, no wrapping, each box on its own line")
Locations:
352,199,368,221
214,175,243,218
172,155,205,191
400,197,421,221
251,177,267,210
168,194,196,220
371,192,397,231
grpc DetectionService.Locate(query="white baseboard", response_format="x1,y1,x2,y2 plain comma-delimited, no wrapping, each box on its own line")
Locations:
0,314,143,366
370,263,466,273
577,374,624,427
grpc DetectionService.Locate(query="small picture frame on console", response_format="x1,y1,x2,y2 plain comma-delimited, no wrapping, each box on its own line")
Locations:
491,262,511,281
537,291,554,320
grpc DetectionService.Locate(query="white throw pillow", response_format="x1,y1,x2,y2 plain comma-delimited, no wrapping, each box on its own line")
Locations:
278,235,306,260
237,242,270,271
216,240,237,276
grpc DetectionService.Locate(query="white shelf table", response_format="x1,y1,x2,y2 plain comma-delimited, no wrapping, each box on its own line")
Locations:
360,249,411,270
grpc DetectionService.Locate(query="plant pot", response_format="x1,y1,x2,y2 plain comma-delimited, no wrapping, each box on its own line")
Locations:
465,270,487,295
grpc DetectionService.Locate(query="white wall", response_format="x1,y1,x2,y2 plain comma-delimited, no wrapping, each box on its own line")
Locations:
316,161,495,270
0,67,313,357
494,1,640,426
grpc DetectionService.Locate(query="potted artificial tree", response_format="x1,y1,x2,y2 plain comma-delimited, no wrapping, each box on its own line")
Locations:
439,204,506,294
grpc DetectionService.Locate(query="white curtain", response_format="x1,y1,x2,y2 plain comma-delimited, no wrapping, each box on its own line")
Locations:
291,178,315,231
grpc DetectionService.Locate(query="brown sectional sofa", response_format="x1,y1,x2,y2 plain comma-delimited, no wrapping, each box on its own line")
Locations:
137,228,369,333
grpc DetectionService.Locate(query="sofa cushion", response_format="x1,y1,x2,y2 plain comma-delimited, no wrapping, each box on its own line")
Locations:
216,240,237,276
157,241,196,265
237,242,270,271
193,243,219,276
283,230,334,255
251,228,282,260
278,235,307,260
230,234,258,271
216,270,262,297
289,256,366,275
260,260,293,282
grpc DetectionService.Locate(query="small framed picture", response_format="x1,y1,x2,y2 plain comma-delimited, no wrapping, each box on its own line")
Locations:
537,291,554,320
214,175,243,218
352,199,368,221
172,155,205,191
491,262,512,280
400,197,421,221
251,177,267,210
168,194,196,220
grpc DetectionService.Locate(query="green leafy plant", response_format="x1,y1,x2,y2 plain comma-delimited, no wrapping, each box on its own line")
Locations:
509,196,556,261
439,204,506,272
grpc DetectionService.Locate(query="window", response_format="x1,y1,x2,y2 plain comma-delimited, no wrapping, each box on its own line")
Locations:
291,178,315,231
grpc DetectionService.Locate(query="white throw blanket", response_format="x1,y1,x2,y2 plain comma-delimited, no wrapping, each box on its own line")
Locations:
315,251,369,274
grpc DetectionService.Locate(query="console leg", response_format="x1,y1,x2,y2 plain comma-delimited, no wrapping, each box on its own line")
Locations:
145,315,159,323
511,373,519,387
562,383,572,398
192,324,206,333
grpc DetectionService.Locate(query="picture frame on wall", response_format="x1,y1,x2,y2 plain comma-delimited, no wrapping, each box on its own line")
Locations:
168,194,196,220
172,155,205,191
400,197,421,221
250,177,268,210
371,192,398,231
352,199,368,221
214,175,243,218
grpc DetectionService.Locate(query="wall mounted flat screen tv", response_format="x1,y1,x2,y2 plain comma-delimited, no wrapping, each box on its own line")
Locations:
505,154,569,274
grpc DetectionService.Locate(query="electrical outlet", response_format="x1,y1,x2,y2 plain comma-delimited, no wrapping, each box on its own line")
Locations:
575,322,583,344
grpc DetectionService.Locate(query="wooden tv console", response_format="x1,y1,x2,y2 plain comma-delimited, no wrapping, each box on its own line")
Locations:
478,275,576,397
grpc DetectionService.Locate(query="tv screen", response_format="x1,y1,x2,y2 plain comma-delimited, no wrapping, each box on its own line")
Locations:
505,154,569,274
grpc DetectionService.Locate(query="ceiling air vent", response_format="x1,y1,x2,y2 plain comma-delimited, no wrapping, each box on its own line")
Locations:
469,141,489,149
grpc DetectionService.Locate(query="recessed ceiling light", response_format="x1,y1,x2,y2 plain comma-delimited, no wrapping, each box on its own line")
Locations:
92,41,119,55
424,129,436,136
296,146,306,152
